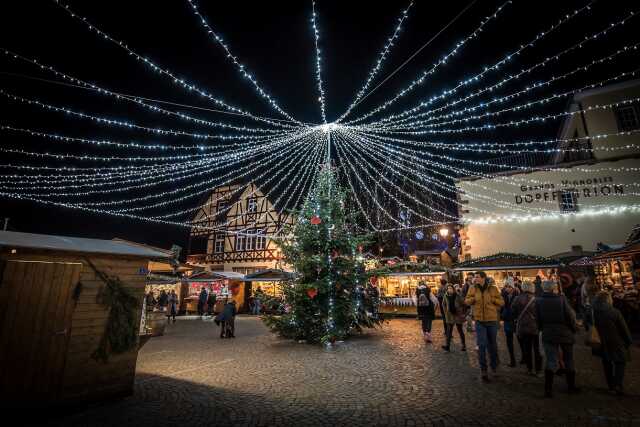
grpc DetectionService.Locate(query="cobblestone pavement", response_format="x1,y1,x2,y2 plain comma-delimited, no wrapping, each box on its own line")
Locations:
43,317,640,427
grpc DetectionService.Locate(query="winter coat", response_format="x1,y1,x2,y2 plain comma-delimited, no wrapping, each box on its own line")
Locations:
500,290,517,322
158,292,169,307
442,293,466,324
207,293,217,306
511,292,538,337
216,302,237,322
464,282,504,322
593,299,632,362
416,290,438,319
536,293,577,344
198,289,208,304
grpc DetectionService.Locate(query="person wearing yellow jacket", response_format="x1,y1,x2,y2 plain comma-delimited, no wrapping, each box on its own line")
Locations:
465,271,504,382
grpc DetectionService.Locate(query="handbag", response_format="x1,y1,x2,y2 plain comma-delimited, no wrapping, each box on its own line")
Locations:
584,308,601,348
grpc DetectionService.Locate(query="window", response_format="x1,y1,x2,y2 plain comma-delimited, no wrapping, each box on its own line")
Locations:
245,232,254,251
247,197,258,213
214,234,225,253
615,105,639,132
235,234,245,251
559,190,579,213
255,229,266,250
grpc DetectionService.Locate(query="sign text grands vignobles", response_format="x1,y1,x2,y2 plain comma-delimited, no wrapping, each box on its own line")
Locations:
515,176,624,204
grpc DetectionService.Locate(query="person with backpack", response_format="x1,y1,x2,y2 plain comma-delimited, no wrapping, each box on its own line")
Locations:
441,284,467,352
416,281,438,343
512,281,542,376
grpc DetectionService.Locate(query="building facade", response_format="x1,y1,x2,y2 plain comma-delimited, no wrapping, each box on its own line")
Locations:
456,80,640,259
187,183,292,273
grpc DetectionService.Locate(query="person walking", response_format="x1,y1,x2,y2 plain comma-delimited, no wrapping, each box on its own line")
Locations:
441,284,467,352
145,291,156,311
592,290,633,396
253,287,263,315
536,279,580,398
581,277,600,331
158,290,169,312
167,290,178,323
207,289,217,316
416,281,438,343
197,286,208,317
436,278,448,329
465,271,504,382
512,281,542,376
219,299,237,338
501,283,518,367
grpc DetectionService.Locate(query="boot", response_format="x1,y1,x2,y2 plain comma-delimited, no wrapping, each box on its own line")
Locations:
544,370,554,398
566,371,581,394
441,345,450,352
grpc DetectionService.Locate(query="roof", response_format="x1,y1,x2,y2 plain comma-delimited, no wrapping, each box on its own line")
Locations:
383,272,445,277
187,271,246,281
411,250,443,256
593,241,640,260
454,253,561,271
244,269,295,281
0,230,171,259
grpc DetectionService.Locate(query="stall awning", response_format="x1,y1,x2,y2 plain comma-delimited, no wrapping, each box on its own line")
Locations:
186,271,246,282
244,269,295,282
453,252,560,272
593,242,640,261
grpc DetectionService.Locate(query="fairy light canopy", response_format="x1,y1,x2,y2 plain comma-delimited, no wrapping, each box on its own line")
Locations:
1,0,639,241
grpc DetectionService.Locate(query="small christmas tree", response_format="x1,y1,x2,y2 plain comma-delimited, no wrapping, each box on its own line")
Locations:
262,167,382,344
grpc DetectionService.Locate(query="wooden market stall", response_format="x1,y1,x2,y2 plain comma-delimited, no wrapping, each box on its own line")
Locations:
244,269,295,298
453,253,561,287
183,271,247,314
590,241,640,332
0,230,171,408
373,266,448,316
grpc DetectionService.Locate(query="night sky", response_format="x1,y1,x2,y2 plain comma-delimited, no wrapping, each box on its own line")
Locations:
0,0,636,254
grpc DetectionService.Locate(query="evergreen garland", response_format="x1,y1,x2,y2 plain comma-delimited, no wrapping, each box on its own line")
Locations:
86,259,140,362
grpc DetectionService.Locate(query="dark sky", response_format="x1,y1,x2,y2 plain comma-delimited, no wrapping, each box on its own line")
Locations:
0,0,637,253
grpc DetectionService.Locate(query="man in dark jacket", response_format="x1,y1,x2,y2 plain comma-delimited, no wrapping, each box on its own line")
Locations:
592,291,632,395
215,300,237,338
207,290,217,316
500,284,518,367
197,287,208,317
536,280,579,397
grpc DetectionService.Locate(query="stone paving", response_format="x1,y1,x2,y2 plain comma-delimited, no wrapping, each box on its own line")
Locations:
41,317,640,426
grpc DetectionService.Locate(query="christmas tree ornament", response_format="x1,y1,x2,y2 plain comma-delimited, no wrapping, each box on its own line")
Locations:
310,215,322,225
306,288,318,299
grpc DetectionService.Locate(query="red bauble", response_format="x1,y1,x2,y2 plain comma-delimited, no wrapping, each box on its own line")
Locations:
306,288,318,299
357,245,363,253
331,250,339,259
310,215,322,225
369,276,378,286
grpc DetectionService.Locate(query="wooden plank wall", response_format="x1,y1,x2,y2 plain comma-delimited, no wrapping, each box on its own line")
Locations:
2,251,149,405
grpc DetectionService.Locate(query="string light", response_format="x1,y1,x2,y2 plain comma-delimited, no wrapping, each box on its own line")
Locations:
311,0,328,123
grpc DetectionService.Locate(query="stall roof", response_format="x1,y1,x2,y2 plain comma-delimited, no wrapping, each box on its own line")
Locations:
593,241,640,260
384,272,445,277
0,230,171,259
244,269,295,281
453,252,560,272
186,271,246,281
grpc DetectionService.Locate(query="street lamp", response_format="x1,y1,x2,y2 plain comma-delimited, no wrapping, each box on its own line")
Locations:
439,227,449,238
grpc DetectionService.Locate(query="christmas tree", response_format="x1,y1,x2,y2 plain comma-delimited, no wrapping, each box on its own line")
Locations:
262,167,382,344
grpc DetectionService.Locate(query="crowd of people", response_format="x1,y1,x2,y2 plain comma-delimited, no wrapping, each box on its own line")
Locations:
416,272,634,397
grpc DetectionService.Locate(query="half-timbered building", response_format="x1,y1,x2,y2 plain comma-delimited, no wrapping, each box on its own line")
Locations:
187,183,292,274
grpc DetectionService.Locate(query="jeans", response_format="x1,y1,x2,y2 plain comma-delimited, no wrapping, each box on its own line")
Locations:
252,300,261,315
520,333,542,372
445,323,466,348
476,321,499,371
543,342,574,371
421,317,433,333
602,358,625,390
503,321,516,364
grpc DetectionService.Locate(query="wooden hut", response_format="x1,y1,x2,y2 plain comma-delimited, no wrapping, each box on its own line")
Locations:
0,230,171,408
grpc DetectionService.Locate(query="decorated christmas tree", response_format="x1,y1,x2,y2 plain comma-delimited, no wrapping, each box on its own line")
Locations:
262,166,382,344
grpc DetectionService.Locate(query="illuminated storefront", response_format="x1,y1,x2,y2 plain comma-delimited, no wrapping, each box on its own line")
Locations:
453,253,560,288
375,271,447,315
